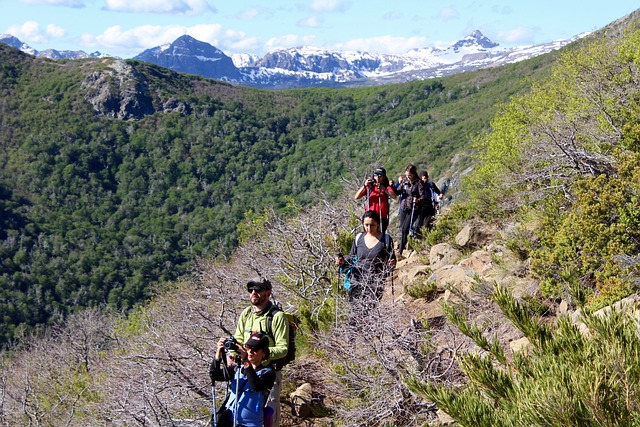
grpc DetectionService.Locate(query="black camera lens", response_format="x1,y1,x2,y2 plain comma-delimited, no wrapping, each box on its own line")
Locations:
224,337,238,352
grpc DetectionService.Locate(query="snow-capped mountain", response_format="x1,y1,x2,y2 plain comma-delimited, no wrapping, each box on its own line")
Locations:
0,34,105,59
134,35,241,80
0,31,586,89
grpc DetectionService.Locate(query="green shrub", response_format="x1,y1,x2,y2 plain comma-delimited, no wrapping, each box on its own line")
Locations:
405,276,437,300
531,173,640,306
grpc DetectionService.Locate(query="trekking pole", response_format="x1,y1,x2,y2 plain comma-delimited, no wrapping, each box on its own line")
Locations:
211,357,218,427
378,191,383,233
391,264,395,305
408,199,415,237
233,363,240,427
366,185,371,211
211,384,217,427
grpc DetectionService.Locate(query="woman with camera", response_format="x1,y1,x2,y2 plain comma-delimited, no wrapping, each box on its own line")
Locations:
354,167,397,234
394,164,426,257
210,332,276,427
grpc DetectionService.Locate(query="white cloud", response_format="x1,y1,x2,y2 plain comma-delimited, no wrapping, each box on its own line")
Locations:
298,16,323,28
438,7,459,21
310,0,350,13
334,35,428,54
237,7,260,20
103,0,215,15
46,24,66,38
265,34,317,51
6,20,65,43
20,0,85,8
497,27,536,44
80,23,261,57
7,21,42,42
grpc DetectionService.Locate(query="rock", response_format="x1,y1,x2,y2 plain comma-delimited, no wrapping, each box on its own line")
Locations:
509,336,531,354
459,250,493,274
288,382,327,418
455,223,491,248
436,409,456,425
429,265,476,293
429,243,462,270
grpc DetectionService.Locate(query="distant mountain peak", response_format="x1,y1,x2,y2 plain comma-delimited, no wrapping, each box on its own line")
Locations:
133,35,240,80
450,30,500,52
0,33,36,55
0,30,578,89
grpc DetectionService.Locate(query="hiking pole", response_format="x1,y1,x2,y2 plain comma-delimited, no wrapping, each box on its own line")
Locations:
233,361,240,427
212,384,217,427
408,199,415,237
377,191,383,233
211,358,218,427
391,264,395,305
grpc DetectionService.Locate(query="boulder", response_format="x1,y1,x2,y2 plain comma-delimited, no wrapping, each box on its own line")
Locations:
455,223,491,248
429,243,462,270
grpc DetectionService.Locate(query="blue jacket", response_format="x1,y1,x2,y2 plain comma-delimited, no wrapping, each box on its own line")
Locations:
211,358,275,427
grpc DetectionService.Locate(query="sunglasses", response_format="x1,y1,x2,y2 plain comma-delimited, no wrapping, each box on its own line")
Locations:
248,287,266,293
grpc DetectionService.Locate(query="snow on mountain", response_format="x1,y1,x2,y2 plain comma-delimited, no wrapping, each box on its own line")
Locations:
0,30,584,89
133,35,241,80
0,34,37,56
0,34,106,59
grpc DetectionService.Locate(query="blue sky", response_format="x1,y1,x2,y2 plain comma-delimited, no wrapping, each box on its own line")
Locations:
1,0,636,58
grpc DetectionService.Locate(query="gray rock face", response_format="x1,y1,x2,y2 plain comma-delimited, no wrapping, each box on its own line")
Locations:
134,35,241,81
82,60,155,120
82,59,189,120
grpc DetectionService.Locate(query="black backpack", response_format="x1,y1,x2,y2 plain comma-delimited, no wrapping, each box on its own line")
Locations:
265,304,297,370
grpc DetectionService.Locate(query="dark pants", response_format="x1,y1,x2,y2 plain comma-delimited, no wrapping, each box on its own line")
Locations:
381,217,389,235
398,206,414,254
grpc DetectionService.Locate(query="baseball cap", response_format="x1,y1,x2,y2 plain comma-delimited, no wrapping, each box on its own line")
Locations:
373,167,386,176
245,332,269,351
246,277,272,291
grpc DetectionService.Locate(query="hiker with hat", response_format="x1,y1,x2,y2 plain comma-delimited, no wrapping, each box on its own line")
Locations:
232,278,289,427
354,167,397,234
417,170,442,234
210,331,276,427
395,164,427,257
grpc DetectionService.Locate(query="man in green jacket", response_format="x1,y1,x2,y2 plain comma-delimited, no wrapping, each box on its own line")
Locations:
234,277,289,427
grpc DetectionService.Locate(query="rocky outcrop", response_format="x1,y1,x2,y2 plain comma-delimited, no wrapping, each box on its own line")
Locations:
82,59,189,120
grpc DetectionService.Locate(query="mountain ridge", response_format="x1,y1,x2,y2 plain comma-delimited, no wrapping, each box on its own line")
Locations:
0,30,585,89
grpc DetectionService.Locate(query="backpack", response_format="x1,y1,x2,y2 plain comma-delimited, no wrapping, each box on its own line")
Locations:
265,304,297,370
340,260,357,290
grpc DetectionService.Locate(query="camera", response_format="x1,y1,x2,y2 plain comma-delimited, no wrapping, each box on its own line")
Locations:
224,336,239,352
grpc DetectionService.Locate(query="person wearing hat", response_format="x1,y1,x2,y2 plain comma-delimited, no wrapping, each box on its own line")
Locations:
354,167,397,234
395,164,427,256
211,331,276,427
417,170,442,233
232,278,289,427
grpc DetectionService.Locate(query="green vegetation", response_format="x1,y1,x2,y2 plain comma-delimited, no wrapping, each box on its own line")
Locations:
0,41,556,344
462,27,640,309
400,17,640,427
407,286,640,427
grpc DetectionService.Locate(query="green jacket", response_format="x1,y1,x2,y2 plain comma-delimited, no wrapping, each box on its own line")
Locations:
234,302,289,365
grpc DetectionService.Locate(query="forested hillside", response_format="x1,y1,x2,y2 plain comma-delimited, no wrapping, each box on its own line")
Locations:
2,9,640,427
0,41,560,344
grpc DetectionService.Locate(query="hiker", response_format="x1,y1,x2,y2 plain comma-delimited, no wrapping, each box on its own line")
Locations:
336,210,396,302
233,278,289,427
210,332,276,427
418,170,442,232
354,167,397,234
395,164,426,257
